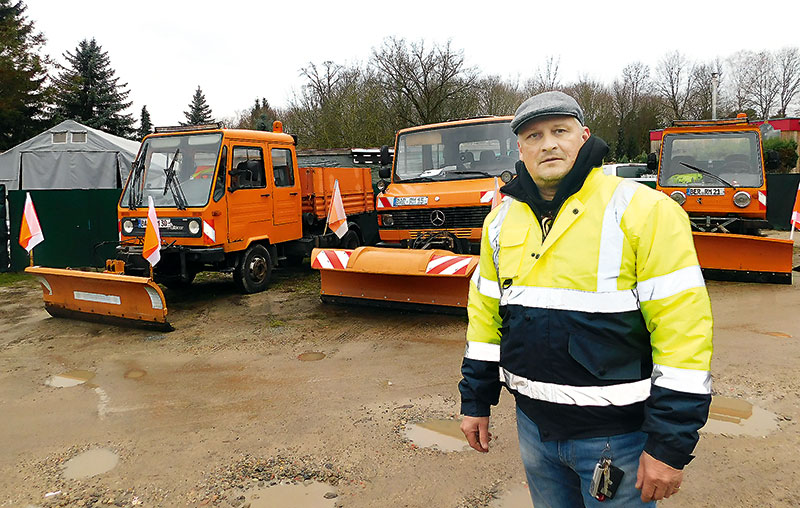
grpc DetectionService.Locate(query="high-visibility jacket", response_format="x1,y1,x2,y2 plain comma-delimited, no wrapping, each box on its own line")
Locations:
460,167,713,469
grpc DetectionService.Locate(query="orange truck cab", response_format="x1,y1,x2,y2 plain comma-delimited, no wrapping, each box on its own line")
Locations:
650,116,793,284
373,116,516,254
652,117,780,234
117,123,375,292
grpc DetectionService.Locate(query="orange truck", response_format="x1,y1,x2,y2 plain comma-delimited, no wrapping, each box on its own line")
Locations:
27,122,376,329
311,116,516,311
651,115,794,283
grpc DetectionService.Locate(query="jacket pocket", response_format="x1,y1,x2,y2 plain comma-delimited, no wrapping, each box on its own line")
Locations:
568,333,646,381
498,223,529,280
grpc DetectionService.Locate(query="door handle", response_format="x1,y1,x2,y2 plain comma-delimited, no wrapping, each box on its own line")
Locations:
261,193,271,197
289,192,298,196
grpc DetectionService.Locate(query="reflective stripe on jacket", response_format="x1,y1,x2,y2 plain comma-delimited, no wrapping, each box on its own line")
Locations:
460,167,713,469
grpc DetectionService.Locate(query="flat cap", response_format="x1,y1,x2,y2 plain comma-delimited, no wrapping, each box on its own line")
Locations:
511,91,585,134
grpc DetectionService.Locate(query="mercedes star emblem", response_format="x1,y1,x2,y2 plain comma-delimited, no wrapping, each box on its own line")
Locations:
430,209,446,227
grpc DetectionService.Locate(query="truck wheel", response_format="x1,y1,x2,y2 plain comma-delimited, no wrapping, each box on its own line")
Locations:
234,244,272,294
341,230,360,249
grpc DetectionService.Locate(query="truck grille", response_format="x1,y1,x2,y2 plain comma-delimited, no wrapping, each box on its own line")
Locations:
381,206,490,229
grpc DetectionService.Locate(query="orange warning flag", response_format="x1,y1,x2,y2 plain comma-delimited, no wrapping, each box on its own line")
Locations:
327,179,348,239
142,196,162,266
790,181,800,240
19,192,44,252
491,177,502,210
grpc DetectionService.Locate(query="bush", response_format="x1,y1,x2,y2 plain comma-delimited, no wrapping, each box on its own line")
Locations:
763,137,799,173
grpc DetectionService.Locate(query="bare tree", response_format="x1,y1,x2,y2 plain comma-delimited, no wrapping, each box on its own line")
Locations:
612,62,651,159
686,59,723,119
774,47,800,117
475,75,524,115
725,50,753,113
746,51,780,120
371,37,479,125
654,51,697,120
525,56,561,95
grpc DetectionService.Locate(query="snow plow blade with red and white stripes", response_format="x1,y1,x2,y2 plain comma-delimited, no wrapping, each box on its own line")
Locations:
310,247,478,313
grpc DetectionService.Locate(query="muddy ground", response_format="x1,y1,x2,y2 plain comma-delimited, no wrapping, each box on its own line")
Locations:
1,248,800,507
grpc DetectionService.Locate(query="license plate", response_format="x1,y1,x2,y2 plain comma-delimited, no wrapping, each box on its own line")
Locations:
686,188,725,196
138,218,173,228
394,196,428,206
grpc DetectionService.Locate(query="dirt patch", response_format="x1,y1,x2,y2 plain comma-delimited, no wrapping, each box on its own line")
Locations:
1,270,800,507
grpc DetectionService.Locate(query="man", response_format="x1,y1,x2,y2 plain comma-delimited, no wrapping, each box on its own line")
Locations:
459,91,712,507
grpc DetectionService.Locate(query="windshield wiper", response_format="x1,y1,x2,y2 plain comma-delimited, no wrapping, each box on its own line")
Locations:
679,161,737,188
448,170,494,178
127,144,148,209
397,176,437,183
163,148,188,209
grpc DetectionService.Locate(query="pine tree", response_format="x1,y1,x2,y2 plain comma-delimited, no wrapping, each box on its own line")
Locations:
0,0,53,151
183,86,214,125
136,105,153,140
51,38,135,137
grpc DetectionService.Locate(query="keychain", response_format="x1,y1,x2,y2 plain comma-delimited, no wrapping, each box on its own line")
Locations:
589,442,624,501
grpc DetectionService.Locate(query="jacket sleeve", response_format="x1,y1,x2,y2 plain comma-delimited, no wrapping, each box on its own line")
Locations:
630,195,713,469
459,215,504,417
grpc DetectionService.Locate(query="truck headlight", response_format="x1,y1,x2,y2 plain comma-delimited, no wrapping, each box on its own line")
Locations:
122,219,134,234
382,214,394,226
188,219,201,235
670,191,686,205
376,179,387,191
733,191,751,208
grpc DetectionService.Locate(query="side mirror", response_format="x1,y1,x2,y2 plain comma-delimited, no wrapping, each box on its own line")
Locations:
379,145,391,166
378,167,391,179
646,153,658,171
765,149,780,171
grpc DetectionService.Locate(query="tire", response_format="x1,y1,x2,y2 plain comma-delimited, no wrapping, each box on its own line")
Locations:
234,244,272,294
341,229,360,250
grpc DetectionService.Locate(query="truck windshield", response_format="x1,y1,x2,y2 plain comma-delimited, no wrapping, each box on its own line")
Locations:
394,121,516,182
122,133,223,208
659,131,763,187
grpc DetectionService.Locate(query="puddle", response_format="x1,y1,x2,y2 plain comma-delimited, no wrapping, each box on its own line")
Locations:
62,448,119,479
488,485,533,508
46,370,95,388
298,352,326,361
404,419,471,452
124,368,147,380
701,396,778,437
244,482,336,508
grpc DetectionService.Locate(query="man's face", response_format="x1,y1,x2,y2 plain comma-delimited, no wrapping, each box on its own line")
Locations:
517,116,591,190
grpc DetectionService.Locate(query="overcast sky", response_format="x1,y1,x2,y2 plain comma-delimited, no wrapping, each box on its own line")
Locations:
25,0,800,128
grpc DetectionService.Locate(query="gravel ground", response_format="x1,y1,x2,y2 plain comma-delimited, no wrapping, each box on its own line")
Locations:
2,252,800,507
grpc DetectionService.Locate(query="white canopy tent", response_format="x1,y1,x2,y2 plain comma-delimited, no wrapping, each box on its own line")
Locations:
0,120,141,190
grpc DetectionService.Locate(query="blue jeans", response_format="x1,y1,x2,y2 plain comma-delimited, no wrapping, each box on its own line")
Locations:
516,406,656,508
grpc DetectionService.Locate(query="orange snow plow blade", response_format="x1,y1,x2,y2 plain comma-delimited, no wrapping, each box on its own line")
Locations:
693,232,794,284
311,247,479,312
25,266,173,331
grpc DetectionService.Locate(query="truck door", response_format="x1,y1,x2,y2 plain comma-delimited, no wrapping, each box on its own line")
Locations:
227,145,272,243
269,147,301,226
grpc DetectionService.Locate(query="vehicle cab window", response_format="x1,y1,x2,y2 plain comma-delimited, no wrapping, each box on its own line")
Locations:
231,146,266,189
271,148,295,187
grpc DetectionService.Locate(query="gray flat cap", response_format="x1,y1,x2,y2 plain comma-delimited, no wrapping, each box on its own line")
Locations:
511,91,585,134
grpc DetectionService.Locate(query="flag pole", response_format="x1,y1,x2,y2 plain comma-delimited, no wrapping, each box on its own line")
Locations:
29,250,34,267
323,179,338,236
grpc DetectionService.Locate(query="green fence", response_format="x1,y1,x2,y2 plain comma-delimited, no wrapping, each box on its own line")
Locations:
8,189,122,272
767,173,800,230
1,184,8,271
